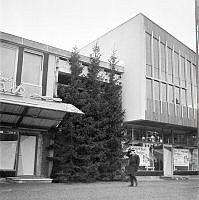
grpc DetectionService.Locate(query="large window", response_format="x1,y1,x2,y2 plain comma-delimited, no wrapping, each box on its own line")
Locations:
146,33,152,77
168,85,174,103
175,87,180,105
181,88,186,106
167,48,173,83
187,85,192,108
146,79,152,99
186,60,192,85
174,52,179,86
154,81,160,100
0,43,17,80
161,83,167,102
0,131,18,170
192,64,197,109
160,43,166,81
180,57,186,87
153,38,159,79
21,51,43,96
21,51,43,86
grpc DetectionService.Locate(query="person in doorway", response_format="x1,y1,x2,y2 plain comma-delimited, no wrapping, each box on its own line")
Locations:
126,149,140,187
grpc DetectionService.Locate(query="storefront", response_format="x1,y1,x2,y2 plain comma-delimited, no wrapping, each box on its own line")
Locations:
123,122,198,176
0,93,83,177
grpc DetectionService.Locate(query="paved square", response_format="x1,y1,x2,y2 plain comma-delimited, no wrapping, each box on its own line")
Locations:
0,180,199,200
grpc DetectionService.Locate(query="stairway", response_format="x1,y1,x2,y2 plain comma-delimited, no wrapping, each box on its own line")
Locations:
5,176,52,183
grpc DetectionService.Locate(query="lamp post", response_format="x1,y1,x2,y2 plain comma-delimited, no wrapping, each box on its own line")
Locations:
195,0,199,171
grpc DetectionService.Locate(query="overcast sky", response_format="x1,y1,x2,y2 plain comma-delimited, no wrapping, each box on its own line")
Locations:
0,0,196,52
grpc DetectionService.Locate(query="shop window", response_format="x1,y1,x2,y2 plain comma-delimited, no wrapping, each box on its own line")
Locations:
173,148,198,171
163,129,172,144
145,130,163,143
173,134,186,145
133,128,146,142
136,143,163,171
187,135,197,146
0,131,18,170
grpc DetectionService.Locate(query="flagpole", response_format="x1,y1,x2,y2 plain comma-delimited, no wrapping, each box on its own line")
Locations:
195,0,199,171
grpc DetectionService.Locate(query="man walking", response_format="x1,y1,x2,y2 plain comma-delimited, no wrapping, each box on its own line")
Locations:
126,149,140,187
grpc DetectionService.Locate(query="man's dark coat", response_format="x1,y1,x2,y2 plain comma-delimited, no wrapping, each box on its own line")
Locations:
125,151,140,175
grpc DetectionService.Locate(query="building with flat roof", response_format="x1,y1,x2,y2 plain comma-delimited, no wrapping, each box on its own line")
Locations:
0,31,123,179
81,13,198,176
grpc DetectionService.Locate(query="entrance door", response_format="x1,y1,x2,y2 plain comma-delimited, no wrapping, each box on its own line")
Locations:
163,145,173,176
17,135,36,175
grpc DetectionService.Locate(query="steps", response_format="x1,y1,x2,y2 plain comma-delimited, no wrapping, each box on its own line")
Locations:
160,175,189,180
5,176,52,183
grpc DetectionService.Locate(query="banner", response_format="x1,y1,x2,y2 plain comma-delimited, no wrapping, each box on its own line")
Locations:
131,146,150,167
173,149,190,166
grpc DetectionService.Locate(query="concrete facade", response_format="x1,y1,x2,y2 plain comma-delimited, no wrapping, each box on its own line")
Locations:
0,31,123,178
81,13,198,175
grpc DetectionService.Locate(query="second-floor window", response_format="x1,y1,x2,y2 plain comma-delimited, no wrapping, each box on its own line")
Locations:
0,43,17,80
21,51,43,86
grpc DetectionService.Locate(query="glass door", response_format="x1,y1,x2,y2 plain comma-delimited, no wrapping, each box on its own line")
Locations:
17,135,36,176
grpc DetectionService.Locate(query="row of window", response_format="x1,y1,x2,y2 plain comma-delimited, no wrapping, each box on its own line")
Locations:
0,43,43,96
57,57,122,84
146,78,197,108
0,43,122,97
146,33,197,87
127,127,197,146
145,33,197,109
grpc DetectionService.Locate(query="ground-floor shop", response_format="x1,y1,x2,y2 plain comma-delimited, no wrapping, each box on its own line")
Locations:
0,129,52,177
123,121,198,176
0,93,83,178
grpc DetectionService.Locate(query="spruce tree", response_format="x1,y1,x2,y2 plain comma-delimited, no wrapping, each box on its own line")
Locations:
52,46,124,182
97,52,124,180
52,47,91,182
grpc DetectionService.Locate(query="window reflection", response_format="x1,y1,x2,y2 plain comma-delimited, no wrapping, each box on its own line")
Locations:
0,131,18,170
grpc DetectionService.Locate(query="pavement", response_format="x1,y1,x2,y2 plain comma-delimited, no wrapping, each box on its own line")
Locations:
0,178,199,200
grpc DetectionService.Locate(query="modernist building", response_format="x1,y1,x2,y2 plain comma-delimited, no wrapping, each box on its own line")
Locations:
0,31,123,179
81,13,198,175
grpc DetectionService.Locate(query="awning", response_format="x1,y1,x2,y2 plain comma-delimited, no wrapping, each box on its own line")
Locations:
0,93,83,131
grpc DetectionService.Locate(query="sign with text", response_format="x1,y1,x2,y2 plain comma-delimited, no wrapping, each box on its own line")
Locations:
173,149,190,166
131,146,150,166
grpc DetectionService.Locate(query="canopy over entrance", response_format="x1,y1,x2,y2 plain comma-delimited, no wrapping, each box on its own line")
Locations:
0,93,83,131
